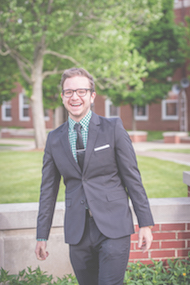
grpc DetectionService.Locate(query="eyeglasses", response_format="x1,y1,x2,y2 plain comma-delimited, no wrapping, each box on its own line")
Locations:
62,88,92,98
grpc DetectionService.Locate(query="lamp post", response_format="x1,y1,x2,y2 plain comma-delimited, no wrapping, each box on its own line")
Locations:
172,78,189,132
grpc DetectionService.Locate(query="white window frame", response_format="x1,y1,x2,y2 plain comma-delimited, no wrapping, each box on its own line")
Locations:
174,0,190,9
105,98,120,118
1,101,12,121
134,105,149,121
162,99,178,120
19,93,30,121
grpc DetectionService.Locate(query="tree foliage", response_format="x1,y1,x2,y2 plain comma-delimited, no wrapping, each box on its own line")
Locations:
0,0,99,147
76,0,164,103
84,0,185,109
131,0,185,105
78,0,185,131
0,0,166,146
0,56,19,104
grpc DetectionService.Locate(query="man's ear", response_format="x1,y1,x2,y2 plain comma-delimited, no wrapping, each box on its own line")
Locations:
91,92,96,104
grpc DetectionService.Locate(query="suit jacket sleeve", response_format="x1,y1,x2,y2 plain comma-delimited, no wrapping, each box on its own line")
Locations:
36,132,61,240
115,118,154,228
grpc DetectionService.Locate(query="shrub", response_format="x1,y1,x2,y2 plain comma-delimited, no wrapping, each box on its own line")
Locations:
124,255,190,285
0,255,189,285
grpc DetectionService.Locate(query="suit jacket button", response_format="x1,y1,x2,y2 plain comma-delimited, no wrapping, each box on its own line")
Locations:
81,200,84,204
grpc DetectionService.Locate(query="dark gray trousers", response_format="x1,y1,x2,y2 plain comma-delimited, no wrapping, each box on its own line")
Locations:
69,211,131,285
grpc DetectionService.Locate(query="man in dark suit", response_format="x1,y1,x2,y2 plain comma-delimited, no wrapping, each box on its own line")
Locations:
35,67,154,285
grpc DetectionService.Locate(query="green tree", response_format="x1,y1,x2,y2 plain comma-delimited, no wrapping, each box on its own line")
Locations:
0,0,85,148
0,56,19,105
0,0,163,147
133,0,185,98
83,0,185,130
130,0,185,129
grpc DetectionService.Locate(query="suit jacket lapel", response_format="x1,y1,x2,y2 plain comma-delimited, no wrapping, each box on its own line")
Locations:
60,121,81,173
83,112,100,174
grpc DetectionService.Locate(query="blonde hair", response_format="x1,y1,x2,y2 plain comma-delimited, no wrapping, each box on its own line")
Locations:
60,68,95,91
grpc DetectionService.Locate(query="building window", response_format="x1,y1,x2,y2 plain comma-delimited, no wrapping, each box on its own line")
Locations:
105,98,120,118
134,105,148,120
44,109,50,121
162,99,178,120
19,93,30,121
2,101,12,121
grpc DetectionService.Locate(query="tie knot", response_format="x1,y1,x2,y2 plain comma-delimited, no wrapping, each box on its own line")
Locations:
74,123,82,132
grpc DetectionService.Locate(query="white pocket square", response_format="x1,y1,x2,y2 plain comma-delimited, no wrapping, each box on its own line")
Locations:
94,144,110,152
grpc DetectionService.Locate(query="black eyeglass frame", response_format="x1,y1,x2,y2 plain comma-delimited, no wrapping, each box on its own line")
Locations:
62,88,93,98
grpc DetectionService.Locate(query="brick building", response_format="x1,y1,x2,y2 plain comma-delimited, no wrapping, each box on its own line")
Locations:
0,83,53,129
0,0,190,132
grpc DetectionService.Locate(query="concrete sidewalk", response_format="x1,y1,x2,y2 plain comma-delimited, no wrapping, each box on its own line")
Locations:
133,141,190,166
133,141,190,151
136,150,190,166
0,138,190,166
0,138,35,151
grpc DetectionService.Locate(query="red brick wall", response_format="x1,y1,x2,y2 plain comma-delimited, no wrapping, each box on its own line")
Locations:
129,223,190,265
174,3,190,25
94,95,182,131
121,103,181,131
120,105,133,130
94,94,105,117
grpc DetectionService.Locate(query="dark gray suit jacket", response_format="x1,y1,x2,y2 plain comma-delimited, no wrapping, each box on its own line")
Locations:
37,112,154,244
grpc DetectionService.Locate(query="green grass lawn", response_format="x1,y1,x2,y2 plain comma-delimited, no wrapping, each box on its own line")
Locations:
0,151,65,203
147,131,164,141
127,130,164,141
152,149,190,154
0,151,189,203
0,144,23,147
147,131,190,142
137,156,189,198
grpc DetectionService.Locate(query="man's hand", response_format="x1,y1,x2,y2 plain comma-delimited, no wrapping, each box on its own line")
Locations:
138,226,153,253
35,241,49,261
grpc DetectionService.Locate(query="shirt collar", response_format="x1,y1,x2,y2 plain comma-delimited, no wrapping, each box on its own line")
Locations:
68,110,92,132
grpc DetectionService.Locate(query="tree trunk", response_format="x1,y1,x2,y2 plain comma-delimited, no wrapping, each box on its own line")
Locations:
131,105,137,131
31,50,46,149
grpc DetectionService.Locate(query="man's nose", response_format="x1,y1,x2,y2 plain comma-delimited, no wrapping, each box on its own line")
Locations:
71,91,79,99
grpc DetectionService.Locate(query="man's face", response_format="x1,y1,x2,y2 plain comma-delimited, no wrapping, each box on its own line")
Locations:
61,76,96,122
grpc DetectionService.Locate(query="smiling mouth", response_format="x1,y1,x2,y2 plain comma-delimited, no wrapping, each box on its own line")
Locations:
71,103,82,107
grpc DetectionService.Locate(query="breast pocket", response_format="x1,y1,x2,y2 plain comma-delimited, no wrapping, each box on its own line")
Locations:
94,144,110,152
94,143,117,171
94,144,112,160
86,143,116,176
